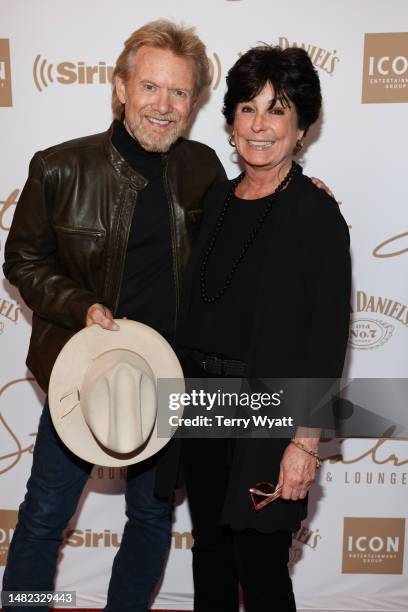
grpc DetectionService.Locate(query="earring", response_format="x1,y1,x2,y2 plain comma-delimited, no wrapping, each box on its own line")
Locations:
228,133,236,147
294,140,304,154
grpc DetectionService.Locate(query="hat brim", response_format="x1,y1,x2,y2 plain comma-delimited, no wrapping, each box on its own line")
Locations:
48,320,184,466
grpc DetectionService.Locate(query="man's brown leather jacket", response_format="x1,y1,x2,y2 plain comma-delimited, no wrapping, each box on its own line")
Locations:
3,122,226,391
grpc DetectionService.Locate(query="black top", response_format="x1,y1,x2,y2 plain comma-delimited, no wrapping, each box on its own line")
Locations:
112,121,176,342
178,191,283,360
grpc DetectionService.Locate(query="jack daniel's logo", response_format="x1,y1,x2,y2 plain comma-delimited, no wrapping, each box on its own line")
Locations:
349,291,408,350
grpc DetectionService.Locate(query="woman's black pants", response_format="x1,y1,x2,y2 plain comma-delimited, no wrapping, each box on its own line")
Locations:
182,436,297,612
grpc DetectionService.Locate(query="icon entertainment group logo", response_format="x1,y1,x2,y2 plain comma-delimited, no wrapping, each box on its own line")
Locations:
362,32,408,103
0,40,13,107
342,517,405,574
0,509,18,565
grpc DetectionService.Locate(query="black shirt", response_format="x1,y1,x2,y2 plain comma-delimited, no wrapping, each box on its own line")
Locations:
177,190,283,360
112,121,176,342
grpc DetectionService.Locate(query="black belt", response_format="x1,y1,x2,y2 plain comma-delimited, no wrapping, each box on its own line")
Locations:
191,350,247,377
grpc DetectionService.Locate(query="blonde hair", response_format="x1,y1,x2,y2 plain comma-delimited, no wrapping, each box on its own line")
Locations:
112,20,210,119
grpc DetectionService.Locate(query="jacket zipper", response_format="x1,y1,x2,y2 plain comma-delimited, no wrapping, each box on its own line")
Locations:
111,189,139,315
162,153,180,335
54,225,104,240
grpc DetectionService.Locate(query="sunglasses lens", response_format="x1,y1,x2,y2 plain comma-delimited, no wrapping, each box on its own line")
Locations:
249,482,281,511
256,482,276,495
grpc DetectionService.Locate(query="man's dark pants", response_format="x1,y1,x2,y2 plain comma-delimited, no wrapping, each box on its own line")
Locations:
1,401,172,612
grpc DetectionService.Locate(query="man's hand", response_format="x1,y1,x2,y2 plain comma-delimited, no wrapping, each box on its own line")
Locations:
277,441,318,501
86,303,119,331
310,177,334,199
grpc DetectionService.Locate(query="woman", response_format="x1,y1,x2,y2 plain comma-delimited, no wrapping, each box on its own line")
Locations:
176,45,351,612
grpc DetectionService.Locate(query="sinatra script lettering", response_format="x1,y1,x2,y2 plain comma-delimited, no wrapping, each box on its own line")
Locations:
373,231,408,258
0,378,37,475
322,426,408,467
1,380,407,474
0,189,19,231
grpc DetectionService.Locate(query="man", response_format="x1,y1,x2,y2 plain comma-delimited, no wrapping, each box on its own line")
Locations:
2,20,225,612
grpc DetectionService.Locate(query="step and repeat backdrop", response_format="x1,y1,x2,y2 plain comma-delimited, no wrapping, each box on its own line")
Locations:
1,0,407,610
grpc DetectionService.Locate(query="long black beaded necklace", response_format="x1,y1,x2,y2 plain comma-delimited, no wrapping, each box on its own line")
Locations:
200,161,299,304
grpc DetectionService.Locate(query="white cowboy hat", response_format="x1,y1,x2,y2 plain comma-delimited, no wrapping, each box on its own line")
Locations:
48,320,184,466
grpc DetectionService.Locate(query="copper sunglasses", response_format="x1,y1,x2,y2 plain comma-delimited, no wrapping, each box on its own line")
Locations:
249,481,282,511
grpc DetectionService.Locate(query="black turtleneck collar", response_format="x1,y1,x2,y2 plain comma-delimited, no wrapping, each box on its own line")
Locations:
111,119,162,179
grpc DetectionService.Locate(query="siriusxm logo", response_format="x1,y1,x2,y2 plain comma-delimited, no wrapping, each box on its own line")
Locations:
33,55,114,91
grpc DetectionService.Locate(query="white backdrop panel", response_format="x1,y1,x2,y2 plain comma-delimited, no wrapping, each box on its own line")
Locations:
1,0,407,609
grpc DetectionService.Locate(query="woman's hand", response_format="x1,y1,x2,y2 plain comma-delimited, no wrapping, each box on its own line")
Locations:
277,440,318,501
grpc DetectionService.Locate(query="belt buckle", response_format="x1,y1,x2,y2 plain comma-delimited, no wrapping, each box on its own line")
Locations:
212,355,223,376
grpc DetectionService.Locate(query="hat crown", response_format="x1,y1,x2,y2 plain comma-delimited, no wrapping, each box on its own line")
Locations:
81,350,156,454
